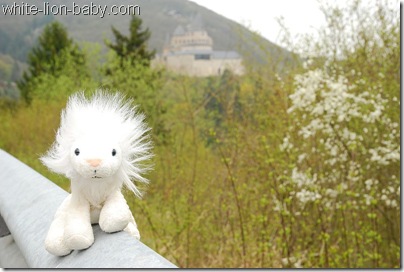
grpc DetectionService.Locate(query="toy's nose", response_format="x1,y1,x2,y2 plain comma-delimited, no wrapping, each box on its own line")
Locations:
87,159,101,167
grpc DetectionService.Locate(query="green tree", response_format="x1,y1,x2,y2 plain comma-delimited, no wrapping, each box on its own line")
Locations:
17,21,86,103
103,16,167,145
105,15,155,68
205,70,242,127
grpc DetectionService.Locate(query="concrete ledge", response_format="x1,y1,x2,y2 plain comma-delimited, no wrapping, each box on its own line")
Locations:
0,149,176,268
0,235,28,268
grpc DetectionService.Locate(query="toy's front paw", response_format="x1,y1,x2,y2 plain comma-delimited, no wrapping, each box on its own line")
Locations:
100,191,132,233
65,217,94,250
45,235,72,257
99,210,131,233
45,243,72,257
45,209,73,256
65,234,94,250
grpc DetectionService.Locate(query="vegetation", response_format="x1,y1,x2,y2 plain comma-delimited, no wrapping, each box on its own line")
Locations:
17,21,87,103
0,0,399,268
106,15,156,67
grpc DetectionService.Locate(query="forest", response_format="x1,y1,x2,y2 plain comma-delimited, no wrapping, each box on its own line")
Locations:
0,0,399,268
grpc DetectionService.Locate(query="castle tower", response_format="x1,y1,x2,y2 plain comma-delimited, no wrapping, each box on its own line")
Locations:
164,15,213,53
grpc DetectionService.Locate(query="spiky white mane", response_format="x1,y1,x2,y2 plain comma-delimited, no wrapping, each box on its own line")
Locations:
41,91,153,197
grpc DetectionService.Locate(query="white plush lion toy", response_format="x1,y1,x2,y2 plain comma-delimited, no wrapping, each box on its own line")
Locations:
41,91,152,256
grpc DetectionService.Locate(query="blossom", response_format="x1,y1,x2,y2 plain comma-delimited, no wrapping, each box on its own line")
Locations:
282,65,399,212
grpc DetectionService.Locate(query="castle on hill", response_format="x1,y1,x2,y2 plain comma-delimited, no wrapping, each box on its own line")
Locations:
153,15,244,77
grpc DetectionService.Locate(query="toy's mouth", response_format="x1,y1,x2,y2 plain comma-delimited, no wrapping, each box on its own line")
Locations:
91,169,102,179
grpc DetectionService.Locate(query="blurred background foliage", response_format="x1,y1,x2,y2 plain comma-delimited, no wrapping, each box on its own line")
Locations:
0,0,399,268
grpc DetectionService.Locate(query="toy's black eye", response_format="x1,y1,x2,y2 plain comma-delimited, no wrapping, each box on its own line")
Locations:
74,148,80,156
112,149,117,156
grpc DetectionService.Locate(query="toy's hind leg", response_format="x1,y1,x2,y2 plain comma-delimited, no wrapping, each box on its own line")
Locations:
45,195,72,256
124,214,140,240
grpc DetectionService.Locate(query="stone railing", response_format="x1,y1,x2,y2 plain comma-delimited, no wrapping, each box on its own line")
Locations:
0,149,176,268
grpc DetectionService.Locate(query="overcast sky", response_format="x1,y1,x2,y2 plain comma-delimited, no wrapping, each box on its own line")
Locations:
190,0,400,48
190,0,326,44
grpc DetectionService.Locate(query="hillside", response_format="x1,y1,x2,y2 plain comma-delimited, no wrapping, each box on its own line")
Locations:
0,0,294,66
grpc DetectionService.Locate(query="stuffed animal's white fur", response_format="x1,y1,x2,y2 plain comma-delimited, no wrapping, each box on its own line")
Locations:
41,91,152,256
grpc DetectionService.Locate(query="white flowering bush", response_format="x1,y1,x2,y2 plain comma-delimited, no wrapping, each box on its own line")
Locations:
275,64,399,267
285,67,399,208
264,0,401,267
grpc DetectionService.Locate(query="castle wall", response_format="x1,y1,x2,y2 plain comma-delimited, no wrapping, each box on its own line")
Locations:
158,54,244,77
